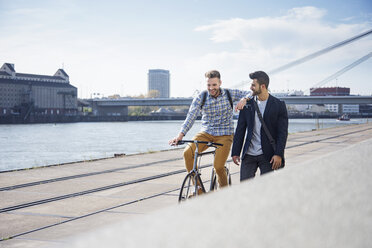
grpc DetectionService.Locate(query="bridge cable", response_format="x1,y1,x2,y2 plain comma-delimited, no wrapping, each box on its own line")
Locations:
233,29,372,89
268,29,372,75
309,52,372,93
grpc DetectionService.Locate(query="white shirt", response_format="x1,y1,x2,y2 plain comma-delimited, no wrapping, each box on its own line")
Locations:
247,98,268,156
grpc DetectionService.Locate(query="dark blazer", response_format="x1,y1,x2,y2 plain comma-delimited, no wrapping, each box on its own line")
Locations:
231,94,288,164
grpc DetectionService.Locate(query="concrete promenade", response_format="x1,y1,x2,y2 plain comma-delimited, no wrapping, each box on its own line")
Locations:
1,122,372,247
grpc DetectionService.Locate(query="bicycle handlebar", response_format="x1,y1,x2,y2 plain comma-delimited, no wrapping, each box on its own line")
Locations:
177,140,223,147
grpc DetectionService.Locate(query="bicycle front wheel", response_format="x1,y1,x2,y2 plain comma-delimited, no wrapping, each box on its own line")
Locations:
178,173,193,202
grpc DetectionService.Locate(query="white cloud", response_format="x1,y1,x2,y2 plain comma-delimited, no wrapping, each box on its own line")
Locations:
286,6,327,20
190,6,372,95
195,6,369,54
1,4,371,98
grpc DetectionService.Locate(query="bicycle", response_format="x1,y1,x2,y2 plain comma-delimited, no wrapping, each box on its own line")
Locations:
176,140,232,202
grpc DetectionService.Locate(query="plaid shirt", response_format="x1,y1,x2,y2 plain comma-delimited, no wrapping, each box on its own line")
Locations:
180,88,251,136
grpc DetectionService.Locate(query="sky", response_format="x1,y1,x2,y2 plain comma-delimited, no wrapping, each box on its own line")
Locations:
1,0,371,98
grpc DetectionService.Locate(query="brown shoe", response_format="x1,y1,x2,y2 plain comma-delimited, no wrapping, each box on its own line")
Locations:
188,188,204,198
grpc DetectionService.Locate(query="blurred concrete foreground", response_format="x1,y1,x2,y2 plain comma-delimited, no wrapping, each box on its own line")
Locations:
61,138,372,248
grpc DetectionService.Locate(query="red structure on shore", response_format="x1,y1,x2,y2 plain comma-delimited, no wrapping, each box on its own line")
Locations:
310,87,350,96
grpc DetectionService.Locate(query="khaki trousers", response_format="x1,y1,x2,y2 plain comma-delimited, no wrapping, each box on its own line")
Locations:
183,132,233,187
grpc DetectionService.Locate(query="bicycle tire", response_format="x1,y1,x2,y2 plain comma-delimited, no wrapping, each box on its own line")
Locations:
226,167,232,185
179,172,206,202
179,173,193,202
195,173,206,194
210,166,232,190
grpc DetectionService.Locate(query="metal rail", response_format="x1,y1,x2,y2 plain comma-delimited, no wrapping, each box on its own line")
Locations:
0,170,239,242
1,126,371,214
0,163,213,213
1,126,372,241
0,157,183,192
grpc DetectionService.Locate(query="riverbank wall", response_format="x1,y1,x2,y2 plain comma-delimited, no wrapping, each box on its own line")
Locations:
1,113,371,124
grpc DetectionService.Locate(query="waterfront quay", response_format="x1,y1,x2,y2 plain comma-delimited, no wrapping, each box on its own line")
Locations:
1,122,372,247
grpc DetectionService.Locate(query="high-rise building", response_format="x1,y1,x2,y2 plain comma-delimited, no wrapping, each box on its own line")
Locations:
148,69,170,98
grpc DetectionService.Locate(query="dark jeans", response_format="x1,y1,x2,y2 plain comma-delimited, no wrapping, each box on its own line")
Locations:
240,154,273,181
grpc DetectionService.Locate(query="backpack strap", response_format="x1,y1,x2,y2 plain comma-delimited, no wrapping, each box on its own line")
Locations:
225,89,233,109
200,90,208,110
200,89,233,109
252,96,276,151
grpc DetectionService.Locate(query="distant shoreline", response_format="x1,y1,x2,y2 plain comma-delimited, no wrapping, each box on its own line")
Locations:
1,114,371,124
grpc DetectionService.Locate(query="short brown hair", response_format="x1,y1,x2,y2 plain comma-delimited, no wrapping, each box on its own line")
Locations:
205,70,221,79
249,71,269,88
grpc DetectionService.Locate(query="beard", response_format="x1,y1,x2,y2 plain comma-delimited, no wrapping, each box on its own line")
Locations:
252,88,261,96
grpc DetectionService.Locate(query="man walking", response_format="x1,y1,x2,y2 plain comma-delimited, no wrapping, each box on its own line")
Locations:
169,70,250,188
231,71,288,181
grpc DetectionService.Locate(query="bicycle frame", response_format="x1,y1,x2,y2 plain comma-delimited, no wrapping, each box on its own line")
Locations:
177,140,222,200
190,142,216,195
176,139,231,202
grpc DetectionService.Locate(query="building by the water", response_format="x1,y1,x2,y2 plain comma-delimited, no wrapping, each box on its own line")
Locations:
310,87,350,96
310,87,359,114
0,63,78,119
148,69,170,98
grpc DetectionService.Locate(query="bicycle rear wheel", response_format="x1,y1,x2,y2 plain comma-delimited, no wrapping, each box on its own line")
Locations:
226,167,232,185
210,166,232,190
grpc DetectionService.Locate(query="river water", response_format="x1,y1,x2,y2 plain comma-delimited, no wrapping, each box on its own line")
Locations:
0,119,368,172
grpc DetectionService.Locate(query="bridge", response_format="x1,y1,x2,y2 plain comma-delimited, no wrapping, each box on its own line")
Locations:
89,96,372,116
91,96,372,106
90,29,372,116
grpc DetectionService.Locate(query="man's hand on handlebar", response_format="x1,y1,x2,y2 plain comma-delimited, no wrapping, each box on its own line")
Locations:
169,132,184,146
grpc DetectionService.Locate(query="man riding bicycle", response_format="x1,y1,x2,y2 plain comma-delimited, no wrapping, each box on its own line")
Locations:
169,70,251,189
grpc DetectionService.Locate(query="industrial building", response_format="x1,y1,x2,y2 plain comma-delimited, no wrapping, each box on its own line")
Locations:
310,87,359,114
310,87,350,96
0,63,77,119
